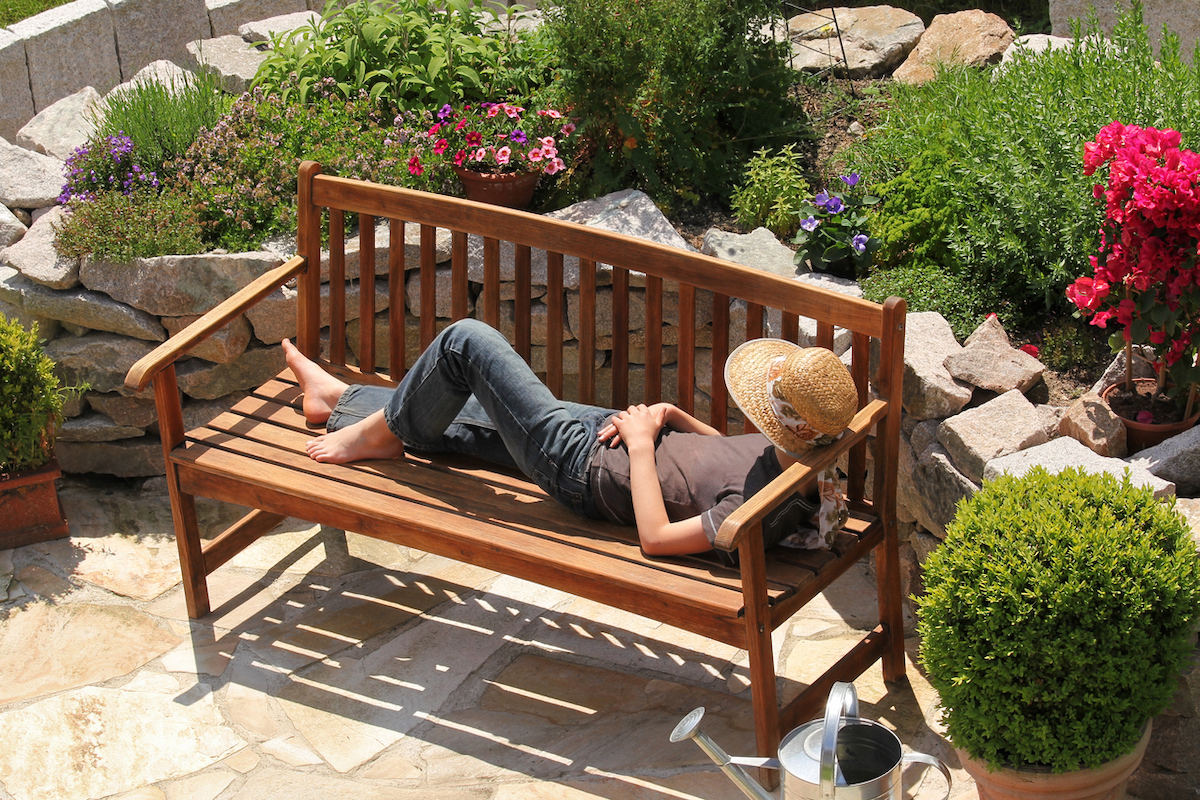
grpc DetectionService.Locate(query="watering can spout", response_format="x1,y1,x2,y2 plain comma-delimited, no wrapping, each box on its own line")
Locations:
669,707,777,800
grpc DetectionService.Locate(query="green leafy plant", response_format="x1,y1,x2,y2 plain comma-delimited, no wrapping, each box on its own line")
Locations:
0,316,76,475
58,133,161,204
861,263,1002,340
847,4,1200,328
252,0,537,112
406,101,577,177
730,145,811,237
92,69,231,182
54,189,207,261
916,466,1200,772
792,173,879,278
544,0,802,206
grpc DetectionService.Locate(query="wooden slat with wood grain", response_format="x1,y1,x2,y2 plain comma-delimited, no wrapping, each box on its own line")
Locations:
125,161,907,782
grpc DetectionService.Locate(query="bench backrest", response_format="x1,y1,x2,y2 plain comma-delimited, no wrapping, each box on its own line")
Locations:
294,161,906,514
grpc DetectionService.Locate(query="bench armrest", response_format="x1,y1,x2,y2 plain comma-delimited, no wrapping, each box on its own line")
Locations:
714,398,889,552
124,256,307,392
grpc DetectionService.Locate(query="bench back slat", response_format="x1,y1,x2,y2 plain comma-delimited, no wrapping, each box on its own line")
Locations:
296,163,905,512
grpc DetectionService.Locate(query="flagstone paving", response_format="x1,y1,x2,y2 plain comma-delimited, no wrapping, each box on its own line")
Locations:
17,479,1195,799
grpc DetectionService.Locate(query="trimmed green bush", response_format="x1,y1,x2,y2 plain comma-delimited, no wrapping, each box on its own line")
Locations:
861,263,1002,340
848,5,1200,328
916,467,1200,772
0,316,70,474
544,0,803,206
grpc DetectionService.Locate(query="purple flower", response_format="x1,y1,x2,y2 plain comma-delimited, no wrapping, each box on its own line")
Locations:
438,104,453,120
840,173,861,187
800,216,819,232
824,196,844,214
851,234,869,253
813,191,830,207
510,129,527,145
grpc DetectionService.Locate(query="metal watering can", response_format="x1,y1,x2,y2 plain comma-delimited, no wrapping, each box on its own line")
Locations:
670,682,951,800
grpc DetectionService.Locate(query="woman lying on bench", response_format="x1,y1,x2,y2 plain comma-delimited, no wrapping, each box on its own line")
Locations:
283,318,856,559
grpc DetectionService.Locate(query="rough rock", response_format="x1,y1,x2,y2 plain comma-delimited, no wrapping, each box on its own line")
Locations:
162,313,252,364
186,34,269,94
10,0,122,111
0,296,59,338
702,227,801,280
59,412,145,442
44,332,157,395
3,266,165,340
962,314,1010,348
794,271,863,297
910,442,978,539
206,0,308,37
999,33,1073,66
79,251,283,316
1090,346,1158,394
0,31,36,143
88,393,158,428
2,207,79,289
984,437,1175,498
937,389,1050,484
175,345,287,399
238,10,320,42
106,59,192,100
1051,0,1200,66
896,311,973,420
1059,392,1127,457
944,340,1044,394
783,5,925,78
107,0,211,80
0,136,66,209
56,437,165,476
15,86,102,161
893,10,1015,84
244,278,392,344
1127,424,1200,497
0,204,27,248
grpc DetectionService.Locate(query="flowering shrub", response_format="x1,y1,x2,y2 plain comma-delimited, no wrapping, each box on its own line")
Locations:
59,134,160,204
406,102,576,178
1067,121,1200,417
792,174,880,279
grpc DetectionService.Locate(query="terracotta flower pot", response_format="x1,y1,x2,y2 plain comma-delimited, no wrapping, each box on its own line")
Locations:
0,458,69,550
1100,378,1200,453
956,722,1151,800
453,166,541,209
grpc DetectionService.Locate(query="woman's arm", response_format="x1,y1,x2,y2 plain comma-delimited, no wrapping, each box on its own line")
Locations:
609,405,713,556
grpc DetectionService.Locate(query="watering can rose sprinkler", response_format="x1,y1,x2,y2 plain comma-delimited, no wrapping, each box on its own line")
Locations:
670,682,951,800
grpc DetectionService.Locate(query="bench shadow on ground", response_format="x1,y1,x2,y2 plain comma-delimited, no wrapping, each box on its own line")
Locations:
164,520,943,797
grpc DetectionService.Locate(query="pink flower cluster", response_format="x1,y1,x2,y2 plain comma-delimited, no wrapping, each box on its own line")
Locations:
405,102,576,178
1067,121,1200,372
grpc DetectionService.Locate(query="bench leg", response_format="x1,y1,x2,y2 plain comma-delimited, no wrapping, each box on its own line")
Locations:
169,488,210,619
876,524,907,682
740,527,781,791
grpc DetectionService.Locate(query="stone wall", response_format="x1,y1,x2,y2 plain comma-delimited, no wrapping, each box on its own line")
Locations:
0,0,320,141
1051,0,1200,62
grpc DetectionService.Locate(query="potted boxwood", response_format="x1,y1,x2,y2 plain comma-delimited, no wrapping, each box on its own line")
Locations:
0,314,75,549
916,466,1200,800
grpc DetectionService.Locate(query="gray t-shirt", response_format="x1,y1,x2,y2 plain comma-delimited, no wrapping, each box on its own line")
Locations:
588,430,815,557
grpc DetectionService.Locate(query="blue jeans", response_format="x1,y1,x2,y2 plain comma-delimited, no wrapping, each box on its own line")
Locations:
327,319,615,519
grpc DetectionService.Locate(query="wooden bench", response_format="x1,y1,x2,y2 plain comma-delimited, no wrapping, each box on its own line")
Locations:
125,161,907,776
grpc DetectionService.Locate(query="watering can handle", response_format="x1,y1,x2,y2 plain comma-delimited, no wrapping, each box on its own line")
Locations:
819,682,858,800
901,752,954,800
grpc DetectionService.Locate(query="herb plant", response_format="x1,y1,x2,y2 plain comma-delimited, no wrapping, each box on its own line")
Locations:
0,316,71,475
861,263,1002,340
730,145,811,237
54,189,207,261
917,467,1200,772
58,133,160,204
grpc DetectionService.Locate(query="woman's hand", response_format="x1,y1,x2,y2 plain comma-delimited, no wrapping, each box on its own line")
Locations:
597,403,669,448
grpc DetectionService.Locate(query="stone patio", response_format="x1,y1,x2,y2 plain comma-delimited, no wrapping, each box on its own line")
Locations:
0,475,978,800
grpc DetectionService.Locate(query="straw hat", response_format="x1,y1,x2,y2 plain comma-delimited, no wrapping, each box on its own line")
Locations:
725,339,858,457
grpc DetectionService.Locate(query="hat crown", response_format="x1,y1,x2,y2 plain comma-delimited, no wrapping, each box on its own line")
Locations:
773,348,857,436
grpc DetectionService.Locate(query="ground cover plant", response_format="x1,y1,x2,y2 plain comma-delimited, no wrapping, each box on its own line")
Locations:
849,5,1200,341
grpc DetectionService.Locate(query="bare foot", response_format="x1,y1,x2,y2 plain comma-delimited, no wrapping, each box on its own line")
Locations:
306,409,405,464
283,338,348,425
